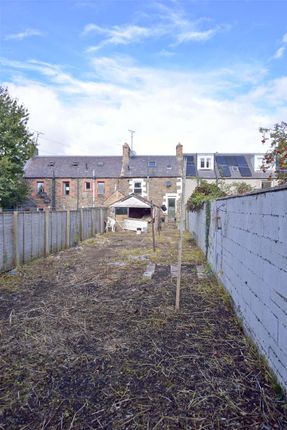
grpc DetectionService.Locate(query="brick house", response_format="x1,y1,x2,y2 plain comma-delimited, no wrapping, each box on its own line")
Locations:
24,144,274,214
24,143,184,218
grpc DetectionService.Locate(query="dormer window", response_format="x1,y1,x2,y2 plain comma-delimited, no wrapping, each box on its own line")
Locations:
254,154,274,171
197,155,214,170
254,155,264,171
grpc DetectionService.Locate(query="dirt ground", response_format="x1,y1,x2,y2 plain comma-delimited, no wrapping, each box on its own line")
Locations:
0,223,286,430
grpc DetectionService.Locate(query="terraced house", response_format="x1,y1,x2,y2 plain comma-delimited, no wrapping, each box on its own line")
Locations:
24,144,184,217
24,143,275,215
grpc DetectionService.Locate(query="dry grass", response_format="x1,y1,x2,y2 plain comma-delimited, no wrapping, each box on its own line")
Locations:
0,222,286,429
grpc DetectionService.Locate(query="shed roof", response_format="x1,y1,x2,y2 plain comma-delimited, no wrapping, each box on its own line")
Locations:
111,194,154,208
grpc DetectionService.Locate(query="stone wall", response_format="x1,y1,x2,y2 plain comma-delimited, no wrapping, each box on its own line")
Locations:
27,176,183,213
188,186,287,392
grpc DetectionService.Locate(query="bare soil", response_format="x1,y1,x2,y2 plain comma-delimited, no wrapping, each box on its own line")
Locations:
0,224,286,429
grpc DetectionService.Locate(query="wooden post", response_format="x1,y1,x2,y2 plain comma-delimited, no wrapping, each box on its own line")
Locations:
44,210,49,257
13,211,20,267
151,205,156,252
80,208,84,241
175,158,187,311
66,210,70,248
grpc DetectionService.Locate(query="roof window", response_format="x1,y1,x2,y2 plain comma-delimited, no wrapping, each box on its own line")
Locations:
72,161,79,166
148,161,156,168
97,161,104,166
48,161,55,166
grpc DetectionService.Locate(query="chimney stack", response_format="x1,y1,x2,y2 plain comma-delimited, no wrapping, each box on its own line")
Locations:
121,142,130,176
123,142,130,162
176,142,183,159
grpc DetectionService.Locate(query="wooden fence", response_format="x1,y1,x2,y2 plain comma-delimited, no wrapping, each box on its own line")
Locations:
0,207,107,273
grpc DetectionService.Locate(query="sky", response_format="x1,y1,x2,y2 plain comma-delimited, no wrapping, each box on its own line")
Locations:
1,0,287,156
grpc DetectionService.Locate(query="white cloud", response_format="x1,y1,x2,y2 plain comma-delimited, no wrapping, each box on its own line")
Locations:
273,32,287,60
274,46,285,59
4,56,286,157
5,28,44,40
82,5,228,50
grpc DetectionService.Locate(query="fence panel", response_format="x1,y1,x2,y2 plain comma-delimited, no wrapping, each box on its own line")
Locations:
0,214,14,271
0,207,107,273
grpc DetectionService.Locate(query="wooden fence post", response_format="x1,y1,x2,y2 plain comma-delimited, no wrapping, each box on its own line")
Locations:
91,208,95,235
44,210,49,257
80,208,84,241
13,211,20,267
66,210,70,248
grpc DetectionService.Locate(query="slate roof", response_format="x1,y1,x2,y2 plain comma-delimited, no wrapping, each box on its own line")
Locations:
184,153,273,180
121,155,180,177
24,156,122,178
24,152,272,180
24,155,181,178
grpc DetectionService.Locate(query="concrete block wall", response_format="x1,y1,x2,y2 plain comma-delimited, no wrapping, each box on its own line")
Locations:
188,186,287,391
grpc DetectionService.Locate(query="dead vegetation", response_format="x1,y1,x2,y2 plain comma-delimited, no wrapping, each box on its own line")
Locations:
0,223,286,429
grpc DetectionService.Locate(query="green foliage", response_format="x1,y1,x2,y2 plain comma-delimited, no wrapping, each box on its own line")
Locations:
223,181,254,195
0,87,37,208
260,121,287,184
187,180,227,212
231,182,254,195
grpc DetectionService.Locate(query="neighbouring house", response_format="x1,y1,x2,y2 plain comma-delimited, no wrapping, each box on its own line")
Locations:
184,153,276,203
24,143,184,217
23,144,275,214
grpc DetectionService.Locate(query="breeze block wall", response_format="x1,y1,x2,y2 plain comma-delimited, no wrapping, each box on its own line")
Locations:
188,185,287,391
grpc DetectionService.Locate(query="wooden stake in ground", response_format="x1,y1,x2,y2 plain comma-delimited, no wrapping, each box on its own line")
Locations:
175,158,186,310
151,204,156,252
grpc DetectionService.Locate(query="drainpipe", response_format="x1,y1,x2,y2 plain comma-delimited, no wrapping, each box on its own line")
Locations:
92,169,95,207
76,178,80,210
52,169,56,210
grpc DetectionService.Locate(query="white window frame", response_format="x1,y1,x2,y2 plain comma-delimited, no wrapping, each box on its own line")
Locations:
197,155,214,170
133,180,142,194
37,181,44,193
254,154,275,171
97,181,105,195
63,181,70,196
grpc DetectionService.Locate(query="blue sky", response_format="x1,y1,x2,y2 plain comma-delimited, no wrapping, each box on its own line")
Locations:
1,0,287,156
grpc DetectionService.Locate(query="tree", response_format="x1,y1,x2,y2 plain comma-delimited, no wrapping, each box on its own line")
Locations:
260,121,287,184
0,87,37,208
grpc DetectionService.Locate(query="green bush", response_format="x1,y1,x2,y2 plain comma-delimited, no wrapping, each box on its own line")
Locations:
187,180,226,212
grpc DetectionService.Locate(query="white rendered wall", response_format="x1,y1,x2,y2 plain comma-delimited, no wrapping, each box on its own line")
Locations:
188,187,287,391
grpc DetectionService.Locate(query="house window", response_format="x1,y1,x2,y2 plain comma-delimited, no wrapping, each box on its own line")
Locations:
115,207,128,215
198,156,213,170
254,155,264,171
63,181,70,196
133,181,142,194
37,181,44,193
97,181,105,195
85,181,91,190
